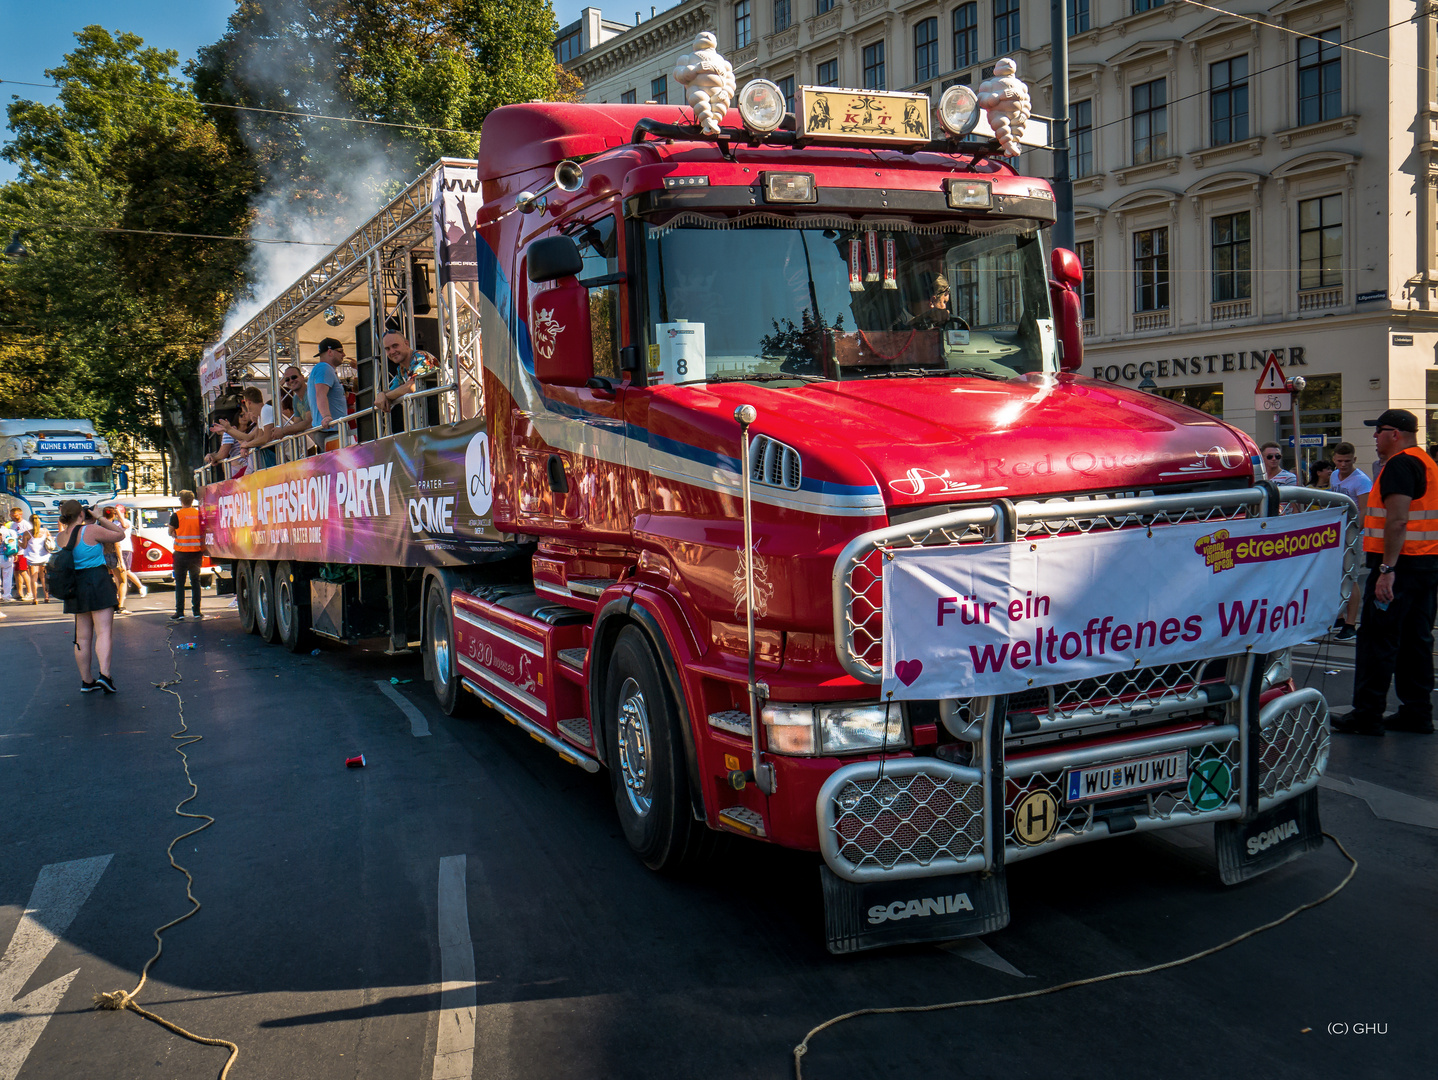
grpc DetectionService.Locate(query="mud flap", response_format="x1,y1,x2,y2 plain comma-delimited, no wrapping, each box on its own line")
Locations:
1215,788,1323,885
820,866,1009,954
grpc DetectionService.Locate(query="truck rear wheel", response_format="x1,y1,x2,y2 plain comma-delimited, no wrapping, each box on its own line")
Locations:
426,578,471,717
274,561,309,653
603,626,705,872
236,561,257,635
254,561,278,642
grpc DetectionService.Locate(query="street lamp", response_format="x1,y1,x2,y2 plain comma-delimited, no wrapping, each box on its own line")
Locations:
1137,375,1158,393
4,232,29,260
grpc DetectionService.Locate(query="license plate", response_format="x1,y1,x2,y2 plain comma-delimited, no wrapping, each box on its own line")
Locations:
1065,750,1188,804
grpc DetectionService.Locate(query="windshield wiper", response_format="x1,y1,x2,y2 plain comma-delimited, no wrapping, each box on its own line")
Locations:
855,367,1010,381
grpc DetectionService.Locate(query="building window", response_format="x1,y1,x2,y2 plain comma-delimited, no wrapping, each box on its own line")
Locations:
1211,212,1251,302
1076,239,1095,320
915,18,939,83
1133,0,1165,12
994,0,1020,55
1298,28,1341,126
1159,384,1223,417
736,0,753,48
816,58,838,86
651,77,667,105
1069,0,1090,35
817,0,834,12
620,89,637,104
1133,228,1169,312
1131,78,1167,165
1298,194,1342,291
555,31,582,64
953,4,978,69
863,41,885,91
1209,56,1248,146
1071,99,1093,178
774,0,792,32
777,75,795,113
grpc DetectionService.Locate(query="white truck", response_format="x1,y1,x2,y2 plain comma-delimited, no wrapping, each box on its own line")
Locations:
0,419,125,529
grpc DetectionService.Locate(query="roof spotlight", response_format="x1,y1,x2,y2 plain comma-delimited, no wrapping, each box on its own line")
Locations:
936,84,981,138
738,79,786,133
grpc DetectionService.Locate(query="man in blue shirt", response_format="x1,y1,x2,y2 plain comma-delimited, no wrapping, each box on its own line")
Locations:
307,338,350,450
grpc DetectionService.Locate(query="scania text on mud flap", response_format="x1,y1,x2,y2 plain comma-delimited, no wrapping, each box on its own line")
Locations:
195,51,1358,953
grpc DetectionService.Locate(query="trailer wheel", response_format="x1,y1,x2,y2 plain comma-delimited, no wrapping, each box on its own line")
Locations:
254,561,278,642
236,561,257,635
275,561,309,653
603,626,705,872
426,578,471,716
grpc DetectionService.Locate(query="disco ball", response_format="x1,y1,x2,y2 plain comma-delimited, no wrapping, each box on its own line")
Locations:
323,305,345,326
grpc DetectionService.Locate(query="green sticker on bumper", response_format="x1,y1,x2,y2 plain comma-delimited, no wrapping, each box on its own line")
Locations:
1188,759,1232,811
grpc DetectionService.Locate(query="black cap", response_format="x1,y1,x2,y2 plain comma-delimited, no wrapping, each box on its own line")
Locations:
315,337,344,356
1363,408,1418,433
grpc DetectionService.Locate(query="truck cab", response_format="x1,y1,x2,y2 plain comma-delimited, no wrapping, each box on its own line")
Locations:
0,419,121,529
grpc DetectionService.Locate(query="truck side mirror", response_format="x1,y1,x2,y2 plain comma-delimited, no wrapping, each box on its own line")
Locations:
1049,281,1083,373
527,236,584,283
528,280,594,387
1051,247,1083,291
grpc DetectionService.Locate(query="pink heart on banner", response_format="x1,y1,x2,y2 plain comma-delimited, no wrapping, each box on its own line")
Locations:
894,659,923,686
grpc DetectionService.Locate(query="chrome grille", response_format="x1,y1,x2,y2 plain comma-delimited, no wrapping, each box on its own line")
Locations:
749,435,801,490
818,758,986,882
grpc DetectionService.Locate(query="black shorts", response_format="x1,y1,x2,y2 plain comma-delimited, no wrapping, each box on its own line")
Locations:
65,566,118,615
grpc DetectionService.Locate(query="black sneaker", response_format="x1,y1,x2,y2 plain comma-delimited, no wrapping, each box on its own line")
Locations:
1330,710,1385,736
1383,713,1435,735
168,613,185,623
192,612,205,620
80,680,100,693
1334,624,1356,641
95,672,116,694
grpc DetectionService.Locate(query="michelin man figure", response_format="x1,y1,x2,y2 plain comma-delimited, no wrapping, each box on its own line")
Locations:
673,32,737,136
976,57,1031,157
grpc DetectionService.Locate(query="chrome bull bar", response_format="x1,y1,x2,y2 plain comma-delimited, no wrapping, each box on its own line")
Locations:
817,485,1359,884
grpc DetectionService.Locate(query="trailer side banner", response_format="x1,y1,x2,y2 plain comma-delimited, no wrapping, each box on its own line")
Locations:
881,508,1345,699
201,420,503,565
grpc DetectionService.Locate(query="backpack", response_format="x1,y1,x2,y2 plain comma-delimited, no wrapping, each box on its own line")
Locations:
0,527,16,560
47,525,84,601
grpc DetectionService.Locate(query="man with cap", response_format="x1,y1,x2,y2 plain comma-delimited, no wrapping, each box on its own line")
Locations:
308,338,351,451
1333,409,1438,735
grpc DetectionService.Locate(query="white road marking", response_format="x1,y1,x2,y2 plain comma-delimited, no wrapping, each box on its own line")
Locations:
1320,775,1438,830
938,937,1029,977
432,855,477,1080
0,854,113,1080
376,680,431,737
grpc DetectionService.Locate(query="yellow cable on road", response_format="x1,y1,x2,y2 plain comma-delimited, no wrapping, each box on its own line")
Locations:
793,832,1359,1079
92,627,240,1079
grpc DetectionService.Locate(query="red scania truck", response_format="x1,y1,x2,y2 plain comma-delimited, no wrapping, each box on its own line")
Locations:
200,71,1353,951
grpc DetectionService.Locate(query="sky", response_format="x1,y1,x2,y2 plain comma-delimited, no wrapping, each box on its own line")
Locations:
0,0,596,185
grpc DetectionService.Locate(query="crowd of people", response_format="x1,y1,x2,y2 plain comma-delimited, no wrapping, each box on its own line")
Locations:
0,505,54,613
203,334,438,479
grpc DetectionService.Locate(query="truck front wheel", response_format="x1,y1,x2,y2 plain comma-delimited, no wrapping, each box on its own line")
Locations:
426,579,471,717
603,626,705,872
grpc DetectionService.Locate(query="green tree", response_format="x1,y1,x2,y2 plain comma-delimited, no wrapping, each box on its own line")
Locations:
0,27,255,485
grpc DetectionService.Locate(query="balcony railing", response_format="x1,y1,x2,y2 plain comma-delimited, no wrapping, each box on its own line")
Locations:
1210,299,1251,322
1133,310,1170,332
1082,319,1095,338
1297,286,1343,312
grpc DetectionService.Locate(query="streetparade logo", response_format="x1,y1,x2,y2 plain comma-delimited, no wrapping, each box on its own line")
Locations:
1193,522,1340,574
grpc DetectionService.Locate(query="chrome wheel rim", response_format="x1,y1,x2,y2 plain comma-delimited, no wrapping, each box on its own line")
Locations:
276,575,293,637
255,571,269,625
616,676,653,817
430,597,450,691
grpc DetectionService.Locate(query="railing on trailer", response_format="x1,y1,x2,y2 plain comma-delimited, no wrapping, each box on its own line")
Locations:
819,485,1360,883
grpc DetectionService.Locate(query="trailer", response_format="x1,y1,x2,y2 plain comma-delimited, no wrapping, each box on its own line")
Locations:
198,60,1355,952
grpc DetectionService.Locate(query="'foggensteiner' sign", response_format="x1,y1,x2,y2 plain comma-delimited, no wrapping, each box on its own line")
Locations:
881,509,1344,699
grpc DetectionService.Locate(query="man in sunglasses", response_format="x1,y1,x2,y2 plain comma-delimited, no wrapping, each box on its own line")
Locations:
1258,442,1298,486
1333,409,1438,736
269,366,314,450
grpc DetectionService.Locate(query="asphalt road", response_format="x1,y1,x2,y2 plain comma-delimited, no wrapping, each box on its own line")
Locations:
1,590,1434,1080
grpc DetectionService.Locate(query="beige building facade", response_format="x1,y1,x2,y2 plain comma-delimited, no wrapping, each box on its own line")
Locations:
568,0,1438,469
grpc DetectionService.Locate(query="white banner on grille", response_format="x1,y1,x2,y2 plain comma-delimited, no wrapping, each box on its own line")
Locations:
880,508,1344,700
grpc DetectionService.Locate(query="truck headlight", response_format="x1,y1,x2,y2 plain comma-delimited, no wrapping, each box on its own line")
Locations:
761,702,908,756
738,78,786,133
936,84,981,137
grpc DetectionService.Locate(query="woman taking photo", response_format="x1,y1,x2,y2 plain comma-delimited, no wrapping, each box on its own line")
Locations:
56,499,124,693
22,514,52,603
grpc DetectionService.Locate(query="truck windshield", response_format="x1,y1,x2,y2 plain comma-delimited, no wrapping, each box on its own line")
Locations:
21,466,112,494
640,218,1054,385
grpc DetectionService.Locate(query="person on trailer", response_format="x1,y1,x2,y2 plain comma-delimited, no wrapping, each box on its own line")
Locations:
308,338,350,451
167,490,206,623
376,332,438,432
1333,409,1438,736
212,386,278,470
270,366,313,455
56,499,124,693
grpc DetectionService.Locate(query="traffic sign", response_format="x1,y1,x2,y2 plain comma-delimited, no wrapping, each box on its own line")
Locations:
1286,435,1328,447
1255,392,1291,412
1254,351,1291,411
